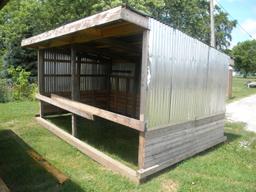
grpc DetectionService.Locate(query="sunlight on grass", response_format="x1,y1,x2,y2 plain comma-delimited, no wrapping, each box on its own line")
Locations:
0,101,256,191
228,77,256,103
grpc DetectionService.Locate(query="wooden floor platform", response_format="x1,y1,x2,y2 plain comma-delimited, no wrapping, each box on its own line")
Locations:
35,117,139,183
36,114,226,183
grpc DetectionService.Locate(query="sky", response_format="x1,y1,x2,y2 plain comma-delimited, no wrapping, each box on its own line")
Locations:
217,0,256,48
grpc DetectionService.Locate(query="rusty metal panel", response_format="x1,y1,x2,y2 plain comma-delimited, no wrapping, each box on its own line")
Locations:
146,19,229,129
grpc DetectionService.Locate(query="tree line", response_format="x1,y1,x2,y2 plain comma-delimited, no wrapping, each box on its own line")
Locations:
0,0,237,78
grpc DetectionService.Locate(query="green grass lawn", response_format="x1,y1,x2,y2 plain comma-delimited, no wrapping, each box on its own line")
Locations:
228,77,256,103
0,101,256,192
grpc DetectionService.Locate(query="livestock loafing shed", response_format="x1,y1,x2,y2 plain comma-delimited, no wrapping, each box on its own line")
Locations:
21,6,229,182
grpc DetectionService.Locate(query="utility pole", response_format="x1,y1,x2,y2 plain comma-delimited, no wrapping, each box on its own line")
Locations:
210,0,216,48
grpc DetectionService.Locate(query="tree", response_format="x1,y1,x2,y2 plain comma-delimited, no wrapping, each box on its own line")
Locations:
0,0,236,77
232,40,256,77
147,0,237,50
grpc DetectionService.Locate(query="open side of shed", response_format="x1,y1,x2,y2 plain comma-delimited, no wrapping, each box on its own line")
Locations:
22,6,229,183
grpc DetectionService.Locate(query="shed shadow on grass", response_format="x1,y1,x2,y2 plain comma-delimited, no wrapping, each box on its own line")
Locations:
141,132,241,183
45,114,139,169
0,129,86,192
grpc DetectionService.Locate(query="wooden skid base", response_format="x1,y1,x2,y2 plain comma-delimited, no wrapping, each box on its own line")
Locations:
35,116,226,183
138,136,226,179
35,117,139,183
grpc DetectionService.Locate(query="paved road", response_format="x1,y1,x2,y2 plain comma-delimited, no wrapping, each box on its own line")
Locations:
226,94,256,132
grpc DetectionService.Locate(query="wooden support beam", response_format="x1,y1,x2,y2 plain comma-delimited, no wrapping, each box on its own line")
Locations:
35,117,139,183
71,47,80,137
38,49,45,117
36,94,94,120
21,6,148,48
35,94,144,131
51,94,145,131
137,136,226,179
94,38,141,55
138,30,149,169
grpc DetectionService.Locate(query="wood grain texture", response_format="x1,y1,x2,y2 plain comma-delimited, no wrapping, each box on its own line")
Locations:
142,114,226,169
21,6,148,48
38,49,45,117
36,94,145,131
35,117,139,183
138,136,226,179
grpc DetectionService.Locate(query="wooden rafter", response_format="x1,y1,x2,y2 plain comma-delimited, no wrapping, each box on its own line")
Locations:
21,6,148,48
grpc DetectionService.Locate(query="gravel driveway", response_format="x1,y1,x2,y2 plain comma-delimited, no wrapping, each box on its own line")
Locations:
226,94,256,132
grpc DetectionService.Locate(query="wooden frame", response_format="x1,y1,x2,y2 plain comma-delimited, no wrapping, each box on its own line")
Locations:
138,30,149,169
21,6,148,48
36,94,145,132
22,6,227,183
35,117,139,183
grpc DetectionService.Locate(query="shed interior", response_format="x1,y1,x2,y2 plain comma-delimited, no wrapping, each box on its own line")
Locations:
42,33,143,119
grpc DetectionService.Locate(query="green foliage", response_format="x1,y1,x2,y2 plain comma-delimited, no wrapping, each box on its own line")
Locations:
0,78,12,102
0,0,236,78
232,40,256,77
149,0,237,50
7,66,37,101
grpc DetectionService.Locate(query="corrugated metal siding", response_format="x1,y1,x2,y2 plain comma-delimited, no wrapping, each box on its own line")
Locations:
146,19,229,129
43,49,109,93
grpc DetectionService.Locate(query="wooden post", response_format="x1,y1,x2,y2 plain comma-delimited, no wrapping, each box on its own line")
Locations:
138,30,149,169
71,47,80,137
38,49,45,117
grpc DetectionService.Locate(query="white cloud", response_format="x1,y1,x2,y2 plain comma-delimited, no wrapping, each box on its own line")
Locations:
241,19,256,39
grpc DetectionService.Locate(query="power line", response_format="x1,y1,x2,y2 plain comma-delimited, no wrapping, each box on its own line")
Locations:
216,1,255,40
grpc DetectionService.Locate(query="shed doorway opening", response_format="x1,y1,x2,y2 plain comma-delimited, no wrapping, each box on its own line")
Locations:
38,33,144,169
42,33,143,120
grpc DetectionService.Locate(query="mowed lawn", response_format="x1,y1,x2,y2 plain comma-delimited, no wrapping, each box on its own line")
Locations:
0,76,256,192
228,77,256,103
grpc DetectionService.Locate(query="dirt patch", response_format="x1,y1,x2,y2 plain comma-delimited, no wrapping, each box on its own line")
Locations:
161,179,178,192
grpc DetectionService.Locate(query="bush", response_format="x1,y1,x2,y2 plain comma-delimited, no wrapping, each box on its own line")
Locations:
0,78,12,103
7,66,37,101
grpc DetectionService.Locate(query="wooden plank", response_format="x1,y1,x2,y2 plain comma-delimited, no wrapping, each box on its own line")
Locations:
28,150,69,184
38,49,45,117
40,23,144,49
146,113,225,139
35,117,139,183
138,132,145,169
145,119,225,146
138,30,149,169
144,127,224,168
21,6,148,48
71,47,79,137
36,94,94,120
50,94,145,132
21,7,123,47
139,30,149,122
0,178,10,192
121,7,148,29
138,136,226,179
